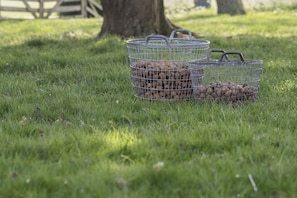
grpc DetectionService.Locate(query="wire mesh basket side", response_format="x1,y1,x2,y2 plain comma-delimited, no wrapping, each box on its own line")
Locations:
189,57,263,104
131,60,193,101
127,45,209,65
127,34,210,101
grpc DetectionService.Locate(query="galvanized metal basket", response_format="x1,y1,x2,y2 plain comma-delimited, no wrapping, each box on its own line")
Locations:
189,51,263,104
127,29,210,101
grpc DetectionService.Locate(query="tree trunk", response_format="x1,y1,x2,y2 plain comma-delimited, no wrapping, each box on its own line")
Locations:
98,0,178,37
216,0,246,15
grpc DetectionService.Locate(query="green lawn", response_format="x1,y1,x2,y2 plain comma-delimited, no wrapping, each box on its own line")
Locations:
0,8,297,197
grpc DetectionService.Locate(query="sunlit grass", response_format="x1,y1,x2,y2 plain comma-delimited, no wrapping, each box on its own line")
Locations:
275,79,297,93
173,9,297,38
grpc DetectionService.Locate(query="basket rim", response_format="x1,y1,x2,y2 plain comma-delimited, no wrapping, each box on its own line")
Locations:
189,59,263,65
127,38,210,48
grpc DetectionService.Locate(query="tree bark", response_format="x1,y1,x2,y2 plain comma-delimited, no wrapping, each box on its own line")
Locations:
98,0,179,37
216,0,246,15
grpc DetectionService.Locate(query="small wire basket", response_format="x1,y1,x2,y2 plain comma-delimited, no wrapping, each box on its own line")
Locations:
127,29,210,101
189,51,263,104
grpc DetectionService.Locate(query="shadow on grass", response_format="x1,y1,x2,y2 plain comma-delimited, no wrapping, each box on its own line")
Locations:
172,13,218,23
0,35,129,74
1,35,297,198
0,34,296,130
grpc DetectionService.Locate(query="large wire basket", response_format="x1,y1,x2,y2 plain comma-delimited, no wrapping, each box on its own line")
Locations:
127,29,210,101
189,51,263,104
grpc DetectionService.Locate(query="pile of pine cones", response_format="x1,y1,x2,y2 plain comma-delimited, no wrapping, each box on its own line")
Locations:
131,60,192,100
130,61,257,103
194,81,257,103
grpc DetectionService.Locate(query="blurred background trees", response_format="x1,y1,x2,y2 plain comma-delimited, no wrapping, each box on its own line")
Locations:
216,0,246,15
98,0,246,37
0,0,295,36
99,0,179,37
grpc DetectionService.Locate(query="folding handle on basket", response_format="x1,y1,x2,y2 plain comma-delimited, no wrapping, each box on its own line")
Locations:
169,29,193,40
219,51,244,62
145,35,170,46
208,49,229,60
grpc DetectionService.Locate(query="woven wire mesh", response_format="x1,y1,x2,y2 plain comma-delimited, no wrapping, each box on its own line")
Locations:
127,35,210,101
189,54,263,104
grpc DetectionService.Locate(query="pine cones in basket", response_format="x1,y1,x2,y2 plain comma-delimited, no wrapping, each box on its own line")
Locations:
131,60,192,100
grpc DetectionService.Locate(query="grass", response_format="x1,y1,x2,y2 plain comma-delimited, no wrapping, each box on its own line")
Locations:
1,8,297,197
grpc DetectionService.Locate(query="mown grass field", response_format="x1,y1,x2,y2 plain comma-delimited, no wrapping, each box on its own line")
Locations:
0,8,297,198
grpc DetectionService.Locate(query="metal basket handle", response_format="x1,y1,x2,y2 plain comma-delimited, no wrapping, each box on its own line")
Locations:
145,35,170,46
219,51,244,62
208,49,229,61
169,29,193,40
